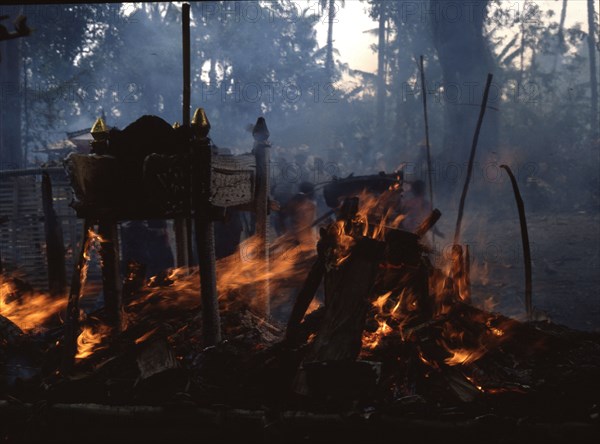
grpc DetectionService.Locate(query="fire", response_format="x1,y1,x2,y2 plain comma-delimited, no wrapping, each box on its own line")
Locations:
362,291,403,350
80,228,106,287
372,291,393,312
123,234,316,329
217,234,315,298
76,323,111,360
329,187,405,267
355,190,404,241
306,298,322,315
134,326,159,344
339,187,521,387
443,348,485,366
0,227,108,343
331,220,355,266
0,276,66,332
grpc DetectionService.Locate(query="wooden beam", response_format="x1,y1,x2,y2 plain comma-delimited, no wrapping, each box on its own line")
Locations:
61,219,92,373
97,220,123,330
253,117,271,318
41,171,66,296
192,109,221,346
174,219,189,268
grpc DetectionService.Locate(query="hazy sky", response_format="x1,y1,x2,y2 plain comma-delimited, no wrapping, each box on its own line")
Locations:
314,0,593,73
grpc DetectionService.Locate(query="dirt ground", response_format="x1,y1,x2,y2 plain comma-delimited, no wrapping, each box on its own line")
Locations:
433,209,600,331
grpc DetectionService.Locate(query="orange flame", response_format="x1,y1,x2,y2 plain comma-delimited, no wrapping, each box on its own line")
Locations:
76,323,111,360
0,277,66,332
443,348,485,366
123,234,316,330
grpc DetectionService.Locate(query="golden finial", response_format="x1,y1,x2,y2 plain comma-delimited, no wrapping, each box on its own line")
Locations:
191,108,210,137
172,121,181,129
91,117,108,141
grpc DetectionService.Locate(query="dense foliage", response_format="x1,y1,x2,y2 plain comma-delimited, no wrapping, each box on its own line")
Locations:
1,0,598,211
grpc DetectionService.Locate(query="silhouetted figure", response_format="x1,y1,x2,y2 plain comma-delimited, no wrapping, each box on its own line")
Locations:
121,219,174,279
286,181,317,247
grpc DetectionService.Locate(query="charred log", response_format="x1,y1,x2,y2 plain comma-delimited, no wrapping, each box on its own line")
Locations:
303,236,383,364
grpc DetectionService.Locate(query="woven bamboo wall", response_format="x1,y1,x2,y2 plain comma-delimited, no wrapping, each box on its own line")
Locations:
0,171,85,291
0,175,47,287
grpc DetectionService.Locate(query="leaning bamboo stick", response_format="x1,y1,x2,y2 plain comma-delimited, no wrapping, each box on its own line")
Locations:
500,164,533,320
453,73,494,245
419,56,435,220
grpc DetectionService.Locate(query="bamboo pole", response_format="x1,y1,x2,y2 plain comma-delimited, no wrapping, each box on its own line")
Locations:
182,3,190,126
175,2,191,269
500,164,533,320
453,73,494,245
419,56,435,217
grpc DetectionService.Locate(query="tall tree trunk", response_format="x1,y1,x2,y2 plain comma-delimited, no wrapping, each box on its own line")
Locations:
431,0,496,197
376,7,386,137
22,48,29,167
587,0,599,140
553,0,568,73
559,0,568,44
393,29,404,155
0,10,23,171
325,0,335,81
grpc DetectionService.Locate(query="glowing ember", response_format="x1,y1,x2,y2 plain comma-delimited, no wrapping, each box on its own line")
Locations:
444,348,485,366
135,326,159,344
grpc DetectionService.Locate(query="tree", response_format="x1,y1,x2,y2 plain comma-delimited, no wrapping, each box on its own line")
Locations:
587,0,598,140
321,0,345,82
552,0,568,72
376,2,386,136
431,0,497,193
21,4,130,158
0,7,26,169
0,35,21,169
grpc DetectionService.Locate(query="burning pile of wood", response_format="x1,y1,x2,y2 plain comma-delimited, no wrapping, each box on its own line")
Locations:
0,98,598,443
1,178,599,442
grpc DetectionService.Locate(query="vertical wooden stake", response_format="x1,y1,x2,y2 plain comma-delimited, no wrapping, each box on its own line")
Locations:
97,220,123,331
253,117,271,319
192,108,221,346
174,219,189,268
61,219,92,374
182,3,191,126
41,172,66,296
175,3,192,271
195,212,221,345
